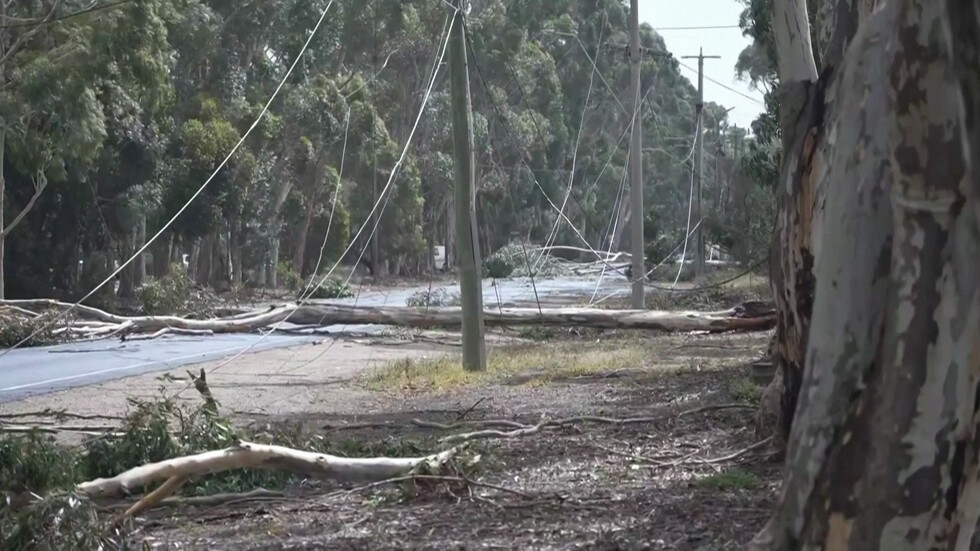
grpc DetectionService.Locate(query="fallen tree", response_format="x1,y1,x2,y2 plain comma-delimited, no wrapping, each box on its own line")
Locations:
0,299,774,341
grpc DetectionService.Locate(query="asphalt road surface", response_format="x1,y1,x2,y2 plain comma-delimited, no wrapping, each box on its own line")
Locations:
0,276,632,403
0,333,315,403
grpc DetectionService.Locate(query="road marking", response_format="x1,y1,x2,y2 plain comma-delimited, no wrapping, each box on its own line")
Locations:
0,344,260,393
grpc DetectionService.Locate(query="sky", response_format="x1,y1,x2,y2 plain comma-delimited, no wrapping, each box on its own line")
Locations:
638,0,764,130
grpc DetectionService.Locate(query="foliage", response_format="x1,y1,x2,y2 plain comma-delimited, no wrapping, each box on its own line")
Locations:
0,312,60,348
0,390,454,548
0,433,80,494
483,254,515,279
305,277,354,299
2,0,746,298
405,288,461,308
278,261,303,291
138,263,190,314
485,242,565,278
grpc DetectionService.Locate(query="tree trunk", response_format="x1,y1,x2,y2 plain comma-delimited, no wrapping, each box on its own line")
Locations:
0,128,5,300
752,0,980,547
135,216,146,288
267,234,280,288
116,228,136,299
444,193,456,270
293,198,315,277
762,0,868,446
196,234,213,286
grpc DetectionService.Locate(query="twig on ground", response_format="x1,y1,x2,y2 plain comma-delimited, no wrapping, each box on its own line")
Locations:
439,421,548,444
0,409,124,421
686,436,774,464
0,424,122,436
411,419,528,430
110,488,288,511
454,397,488,421
592,443,673,467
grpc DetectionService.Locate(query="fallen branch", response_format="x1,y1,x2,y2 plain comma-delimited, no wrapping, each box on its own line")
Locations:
0,409,125,421
687,436,774,464
77,440,460,499
0,424,122,436
110,488,288,511
409,404,759,444
439,421,548,444
122,327,215,341
113,475,188,524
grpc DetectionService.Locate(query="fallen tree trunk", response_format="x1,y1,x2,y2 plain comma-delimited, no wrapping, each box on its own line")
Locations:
1,299,775,337
287,303,774,332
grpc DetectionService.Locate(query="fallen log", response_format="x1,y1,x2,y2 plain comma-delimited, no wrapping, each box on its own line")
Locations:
0,299,774,337
78,440,459,499
286,303,775,332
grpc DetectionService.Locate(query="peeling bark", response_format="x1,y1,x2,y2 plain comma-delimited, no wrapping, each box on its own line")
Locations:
754,0,980,547
765,0,872,445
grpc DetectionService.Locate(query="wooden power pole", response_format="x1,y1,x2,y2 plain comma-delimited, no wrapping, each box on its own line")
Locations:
628,0,644,308
682,48,719,281
448,0,486,372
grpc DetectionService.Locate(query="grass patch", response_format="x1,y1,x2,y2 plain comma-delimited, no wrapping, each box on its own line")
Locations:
367,340,649,391
695,468,759,491
728,377,763,405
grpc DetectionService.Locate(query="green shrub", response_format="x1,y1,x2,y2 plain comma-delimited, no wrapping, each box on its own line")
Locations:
483,255,514,279
138,263,190,314
0,432,80,494
305,277,354,299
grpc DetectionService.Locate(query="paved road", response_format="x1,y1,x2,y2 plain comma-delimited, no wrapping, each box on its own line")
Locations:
0,276,632,403
0,333,316,403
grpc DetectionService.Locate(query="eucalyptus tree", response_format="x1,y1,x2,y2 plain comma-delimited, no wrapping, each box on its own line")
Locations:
751,0,980,547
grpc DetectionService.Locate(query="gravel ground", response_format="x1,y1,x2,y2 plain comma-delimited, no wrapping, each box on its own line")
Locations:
47,329,784,550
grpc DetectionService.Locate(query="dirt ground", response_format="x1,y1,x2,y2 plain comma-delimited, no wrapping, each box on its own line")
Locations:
2,325,779,550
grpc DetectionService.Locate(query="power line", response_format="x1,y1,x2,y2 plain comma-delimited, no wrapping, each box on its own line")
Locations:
652,25,741,31
0,0,339,357
676,60,765,105
171,7,458,389
0,0,134,29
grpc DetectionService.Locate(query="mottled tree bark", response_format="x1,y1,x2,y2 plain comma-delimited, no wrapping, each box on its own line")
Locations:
764,0,872,445
753,0,980,547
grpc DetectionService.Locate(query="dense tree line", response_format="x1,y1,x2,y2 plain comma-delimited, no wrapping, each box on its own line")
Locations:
0,0,771,303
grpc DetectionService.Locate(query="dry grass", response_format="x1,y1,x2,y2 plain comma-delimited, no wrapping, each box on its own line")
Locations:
366,338,652,391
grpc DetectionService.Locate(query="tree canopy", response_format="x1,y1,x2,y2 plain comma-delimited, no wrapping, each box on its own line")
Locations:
1,0,750,300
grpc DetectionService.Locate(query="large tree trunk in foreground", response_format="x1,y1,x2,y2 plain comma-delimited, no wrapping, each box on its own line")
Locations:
762,0,869,446
752,0,980,547
2,299,775,335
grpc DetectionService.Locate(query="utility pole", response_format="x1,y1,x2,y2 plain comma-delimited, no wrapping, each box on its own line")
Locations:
681,48,720,281
448,0,486,372
628,0,644,308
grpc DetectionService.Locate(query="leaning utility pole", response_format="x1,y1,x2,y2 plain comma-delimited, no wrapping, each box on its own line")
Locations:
628,0,644,308
448,0,486,372
682,48,719,281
